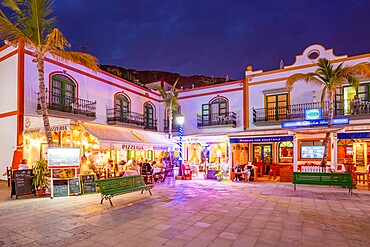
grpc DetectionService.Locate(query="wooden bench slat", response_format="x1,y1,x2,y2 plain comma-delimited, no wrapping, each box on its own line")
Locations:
293,172,354,194
95,175,153,206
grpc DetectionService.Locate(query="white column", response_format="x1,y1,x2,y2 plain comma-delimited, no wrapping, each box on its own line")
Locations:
332,133,338,170
228,141,232,179
293,134,298,172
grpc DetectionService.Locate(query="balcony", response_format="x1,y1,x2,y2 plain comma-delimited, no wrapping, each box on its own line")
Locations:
106,108,157,131
252,99,370,125
37,92,96,121
197,112,236,128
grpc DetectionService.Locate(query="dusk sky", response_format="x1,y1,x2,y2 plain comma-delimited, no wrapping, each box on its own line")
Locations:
45,1,370,79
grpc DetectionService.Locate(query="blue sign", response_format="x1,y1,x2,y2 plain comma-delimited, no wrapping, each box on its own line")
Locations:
338,132,370,139
281,117,350,128
230,136,293,143
304,108,322,120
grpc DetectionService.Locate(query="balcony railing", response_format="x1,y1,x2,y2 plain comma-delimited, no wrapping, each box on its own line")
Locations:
197,112,236,128
253,98,370,123
164,119,179,133
106,108,157,130
37,92,96,118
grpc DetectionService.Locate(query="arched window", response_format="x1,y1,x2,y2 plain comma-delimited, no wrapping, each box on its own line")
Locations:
51,74,76,110
115,94,130,119
278,141,293,163
144,102,155,128
210,97,228,116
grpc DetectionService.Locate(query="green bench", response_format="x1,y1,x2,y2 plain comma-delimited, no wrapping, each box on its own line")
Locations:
95,175,154,206
293,172,354,194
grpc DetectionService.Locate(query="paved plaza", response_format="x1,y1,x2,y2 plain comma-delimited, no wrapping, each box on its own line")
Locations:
0,178,370,247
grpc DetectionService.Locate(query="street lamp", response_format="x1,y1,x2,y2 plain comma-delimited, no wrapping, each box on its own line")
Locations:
176,114,184,176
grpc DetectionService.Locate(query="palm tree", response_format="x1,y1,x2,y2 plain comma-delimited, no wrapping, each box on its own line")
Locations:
0,0,99,146
154,79,179,139
286,58,370,166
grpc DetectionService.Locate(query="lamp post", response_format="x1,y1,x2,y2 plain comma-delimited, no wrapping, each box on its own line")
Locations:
176,114,185,177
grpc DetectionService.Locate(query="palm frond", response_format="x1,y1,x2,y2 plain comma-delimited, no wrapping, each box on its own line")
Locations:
0,10,25,41
45,28,70,50
320,87,327,107
286,73,323,89
50,50,99,71
153,85,168,100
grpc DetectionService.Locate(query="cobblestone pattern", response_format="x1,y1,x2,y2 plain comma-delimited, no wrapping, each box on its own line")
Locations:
0,179,369,247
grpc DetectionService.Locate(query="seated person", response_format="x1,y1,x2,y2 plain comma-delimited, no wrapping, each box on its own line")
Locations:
18,159,30,170
244,164,255,181
233,163,243,181
142,159,152,174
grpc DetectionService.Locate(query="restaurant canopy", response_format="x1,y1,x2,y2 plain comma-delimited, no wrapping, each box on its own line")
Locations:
81,122,178,151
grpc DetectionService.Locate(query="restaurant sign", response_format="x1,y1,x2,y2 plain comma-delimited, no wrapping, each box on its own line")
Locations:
281,117,349,128
230,136,293,143
304,108,322,120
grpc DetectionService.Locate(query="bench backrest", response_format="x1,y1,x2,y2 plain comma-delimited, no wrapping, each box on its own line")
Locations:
95,175,145,194
293,172,354,186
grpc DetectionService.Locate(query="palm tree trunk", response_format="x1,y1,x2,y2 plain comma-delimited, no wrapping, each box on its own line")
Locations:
37,57,53,146
321,89,334,167
168,108,173,139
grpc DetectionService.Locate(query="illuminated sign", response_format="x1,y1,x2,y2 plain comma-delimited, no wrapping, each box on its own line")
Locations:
48,147,80,169
281,117,349,128
304,108,322,120
230,136,293,143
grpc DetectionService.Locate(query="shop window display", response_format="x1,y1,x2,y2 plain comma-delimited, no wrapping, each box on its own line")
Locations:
278,141,293,163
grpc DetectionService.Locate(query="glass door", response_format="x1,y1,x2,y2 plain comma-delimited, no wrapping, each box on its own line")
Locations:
253,144,272,163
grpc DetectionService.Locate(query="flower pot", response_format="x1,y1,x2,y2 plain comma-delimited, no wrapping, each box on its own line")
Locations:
37,189,46,196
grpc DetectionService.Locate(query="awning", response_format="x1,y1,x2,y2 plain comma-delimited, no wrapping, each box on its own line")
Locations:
81,122,178,151
338,132,370,140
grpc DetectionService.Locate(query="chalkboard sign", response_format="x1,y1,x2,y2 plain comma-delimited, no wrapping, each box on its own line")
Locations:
68,178,81,195
206,170,218,179
53,179,68,197
11,170,35,199
81,175,96,193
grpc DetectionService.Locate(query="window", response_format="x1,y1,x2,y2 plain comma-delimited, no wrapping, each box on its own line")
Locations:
299,140,326,159
265,93,288,121
51,74,76,110
201,97,228,124
144,103,154,128
115,94,130,119
278,142,293,163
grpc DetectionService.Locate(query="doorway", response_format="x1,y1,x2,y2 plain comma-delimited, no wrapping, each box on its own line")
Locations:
253,144,272,163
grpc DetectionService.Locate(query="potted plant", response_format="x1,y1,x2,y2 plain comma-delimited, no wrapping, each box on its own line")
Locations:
32,158,50,196
215,171,223,181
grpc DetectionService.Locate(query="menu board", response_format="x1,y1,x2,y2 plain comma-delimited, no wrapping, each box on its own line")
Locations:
53,179,68,197
11,170,35,199
355,143,365,167
81,175,96,193
68,178,81,195
48,147,80,169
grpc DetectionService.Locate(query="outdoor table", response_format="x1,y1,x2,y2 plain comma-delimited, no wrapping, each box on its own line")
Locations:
152,168,163,174
124,170,139,176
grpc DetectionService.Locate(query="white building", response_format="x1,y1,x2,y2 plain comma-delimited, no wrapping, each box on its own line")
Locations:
230,44,370,175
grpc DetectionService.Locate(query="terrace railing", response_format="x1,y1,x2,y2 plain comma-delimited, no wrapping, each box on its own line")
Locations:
107,108,157,130
197,112,236,128
37,91,96,118
253,98,370,123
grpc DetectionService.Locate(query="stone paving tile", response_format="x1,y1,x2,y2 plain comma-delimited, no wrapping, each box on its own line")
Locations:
1,179,370,247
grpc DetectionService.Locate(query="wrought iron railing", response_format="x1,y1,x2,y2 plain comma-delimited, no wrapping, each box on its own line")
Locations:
197,112,236,127
37,91,96,117
107,108,157,130
252,98,370,123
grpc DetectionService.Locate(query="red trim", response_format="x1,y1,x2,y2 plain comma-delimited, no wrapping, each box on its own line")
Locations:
0,50,17,62
49,71,79,100
24,50,160,100
178,87,242,100
13,44,25,169
0,44,9,52
0,110,18,118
